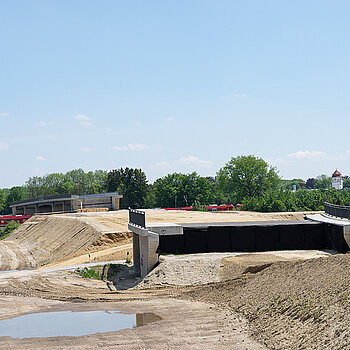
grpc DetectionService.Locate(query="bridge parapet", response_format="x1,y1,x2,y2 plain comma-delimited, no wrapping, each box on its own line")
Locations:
325,202,350,220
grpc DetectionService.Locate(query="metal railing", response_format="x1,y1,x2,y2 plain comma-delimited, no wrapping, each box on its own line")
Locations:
129,208,146,228
324,202,350,219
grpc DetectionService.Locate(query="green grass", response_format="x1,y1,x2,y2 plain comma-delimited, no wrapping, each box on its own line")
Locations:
77,264,122,280
0,222,21,240
78,267,103,280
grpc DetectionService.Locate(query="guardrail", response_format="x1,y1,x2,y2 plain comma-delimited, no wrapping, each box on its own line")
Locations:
324,202,350,219
128,208,146,228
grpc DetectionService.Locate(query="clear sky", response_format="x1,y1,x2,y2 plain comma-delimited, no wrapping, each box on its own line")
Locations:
1,0,350,187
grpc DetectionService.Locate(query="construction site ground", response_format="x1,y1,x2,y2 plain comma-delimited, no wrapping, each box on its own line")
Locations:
1,209,349,349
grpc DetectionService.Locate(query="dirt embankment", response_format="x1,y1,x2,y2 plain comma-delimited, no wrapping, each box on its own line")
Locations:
5,214,132,268
179,253,350,350
0,250,349,349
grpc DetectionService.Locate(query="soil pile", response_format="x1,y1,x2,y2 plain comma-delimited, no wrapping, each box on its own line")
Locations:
7,215,112,266
183,253,350,350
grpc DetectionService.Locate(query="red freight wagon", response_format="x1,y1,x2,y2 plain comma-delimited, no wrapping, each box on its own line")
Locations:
0,215,32,228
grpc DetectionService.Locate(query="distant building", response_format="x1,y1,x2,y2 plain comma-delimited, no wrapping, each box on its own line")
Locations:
10,192,123,215
331,170,343,190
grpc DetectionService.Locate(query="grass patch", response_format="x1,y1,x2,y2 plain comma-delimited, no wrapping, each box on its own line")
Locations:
77,264,122,280
0,222,21,240
78,267,104,280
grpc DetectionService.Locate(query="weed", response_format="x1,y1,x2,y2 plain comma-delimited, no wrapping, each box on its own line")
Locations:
78,267,103,280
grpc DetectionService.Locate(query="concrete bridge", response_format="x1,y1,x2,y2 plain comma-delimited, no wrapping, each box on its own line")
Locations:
129,206,350,278
10,192,123,215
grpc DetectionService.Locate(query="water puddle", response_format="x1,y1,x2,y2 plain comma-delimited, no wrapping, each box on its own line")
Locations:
0,310,161,338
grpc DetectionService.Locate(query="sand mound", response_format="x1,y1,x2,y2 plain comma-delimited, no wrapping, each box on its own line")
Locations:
7,215,111,266
137,251,330,289
182,253,350,350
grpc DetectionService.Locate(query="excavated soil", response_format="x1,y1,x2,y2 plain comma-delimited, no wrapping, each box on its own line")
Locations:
0,252,350,349
1,209,345,350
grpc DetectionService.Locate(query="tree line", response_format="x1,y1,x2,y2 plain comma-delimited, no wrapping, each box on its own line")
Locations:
0,155,348,214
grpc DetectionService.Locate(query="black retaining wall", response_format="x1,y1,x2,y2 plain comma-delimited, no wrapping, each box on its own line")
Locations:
158,221,349,254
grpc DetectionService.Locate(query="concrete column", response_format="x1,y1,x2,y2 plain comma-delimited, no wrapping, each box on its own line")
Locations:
23,206,27,215
139,233,159,278
111,197,120,210
133,232,140,275
139,235,149,278
35,204,38,214
12,207,16,215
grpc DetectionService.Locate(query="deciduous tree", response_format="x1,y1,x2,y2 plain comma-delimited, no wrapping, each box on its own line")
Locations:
216,155,280,202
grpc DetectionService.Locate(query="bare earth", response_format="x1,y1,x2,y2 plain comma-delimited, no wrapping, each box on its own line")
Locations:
2,209,348,349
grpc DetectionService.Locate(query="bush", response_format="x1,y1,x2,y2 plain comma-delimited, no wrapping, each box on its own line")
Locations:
0,222,21,240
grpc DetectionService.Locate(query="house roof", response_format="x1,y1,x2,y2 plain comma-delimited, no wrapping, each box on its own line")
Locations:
332,170,342,178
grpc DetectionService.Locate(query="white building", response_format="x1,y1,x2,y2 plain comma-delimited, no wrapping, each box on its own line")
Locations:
332,170,343,190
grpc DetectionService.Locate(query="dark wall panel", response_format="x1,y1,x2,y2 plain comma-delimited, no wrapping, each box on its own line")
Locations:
279,224,305,250
184,228,208,253
230,226,255,251
157,222,348,255
158,235,184,254
206,227,231,252
304,225,328,250
254,226,280,251
327,224,348,253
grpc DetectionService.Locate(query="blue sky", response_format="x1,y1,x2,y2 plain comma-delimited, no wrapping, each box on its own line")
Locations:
1,0,350,187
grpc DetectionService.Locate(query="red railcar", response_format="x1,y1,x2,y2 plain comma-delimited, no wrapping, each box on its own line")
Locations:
163,205,235,212
0,215,32,228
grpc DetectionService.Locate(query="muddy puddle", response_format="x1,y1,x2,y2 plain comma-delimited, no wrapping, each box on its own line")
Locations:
0,310,161,338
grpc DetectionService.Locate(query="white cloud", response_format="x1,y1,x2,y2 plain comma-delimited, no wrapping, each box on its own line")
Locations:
163,117,175,122
176,156,212,167
156,156,213,170
132,121,141,126
36,121,56,127
111,143,150,151
74,113,91,121
0,142,9,150
80,147,96,152
74,114,94,127
288,150,327,160
35,156,46,161
0,113,9,117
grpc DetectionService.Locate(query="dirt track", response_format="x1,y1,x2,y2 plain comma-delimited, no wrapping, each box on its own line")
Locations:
0,251,349,349
0,268,267,350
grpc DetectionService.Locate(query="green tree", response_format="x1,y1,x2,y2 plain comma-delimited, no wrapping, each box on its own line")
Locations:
343,177,350,189
3,186,25,214
216,155,280,202
280,179,305,190
305,178,316,189
105,167,148,208
0,190,6,214
24,169,108,198
153,172,215,208
314,174,331,189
